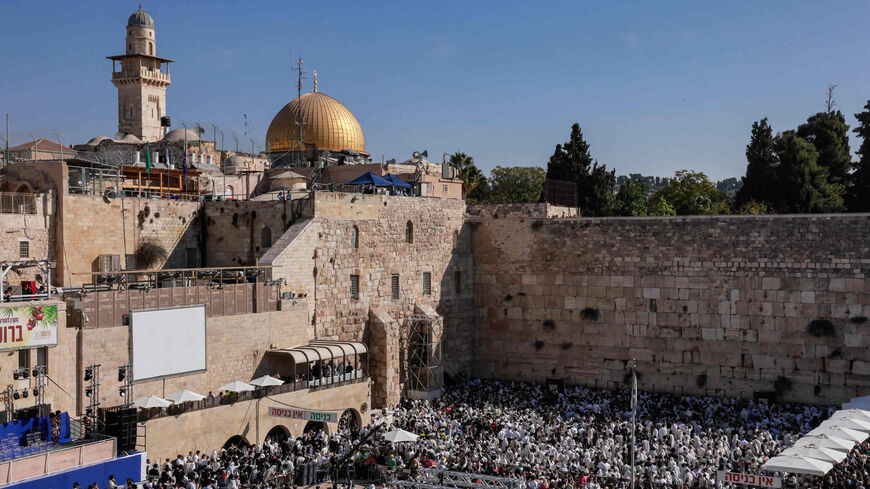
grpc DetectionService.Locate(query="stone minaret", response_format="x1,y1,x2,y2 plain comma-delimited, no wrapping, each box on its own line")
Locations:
108,5,172,142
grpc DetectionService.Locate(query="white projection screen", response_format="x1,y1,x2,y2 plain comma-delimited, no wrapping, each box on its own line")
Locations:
130,305,207,381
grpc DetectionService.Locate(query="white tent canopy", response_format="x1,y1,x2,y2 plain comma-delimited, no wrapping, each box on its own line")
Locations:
780,445,847,464
133,395,171,408
822,416,870,433
219,381,255,392
165,390,205,403
791,435,855,453
250,375,284,387
383,429,419,444
807,425,868,443
762,455,834,476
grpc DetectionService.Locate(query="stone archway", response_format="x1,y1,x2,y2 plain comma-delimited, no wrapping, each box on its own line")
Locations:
223,435,250,449
265,425,290,444
303,420,328,435
338,408,360,433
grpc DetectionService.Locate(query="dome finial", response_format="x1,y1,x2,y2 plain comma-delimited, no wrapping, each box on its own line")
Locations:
313,70,318,92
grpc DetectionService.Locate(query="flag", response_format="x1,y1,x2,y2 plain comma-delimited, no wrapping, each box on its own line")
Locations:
182,150,187,175
165,148,170,169
145,142,151,172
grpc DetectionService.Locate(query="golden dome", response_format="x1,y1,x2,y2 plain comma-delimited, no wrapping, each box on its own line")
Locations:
266,91,366,155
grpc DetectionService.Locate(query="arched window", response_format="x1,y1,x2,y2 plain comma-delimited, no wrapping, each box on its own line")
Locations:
351,225,359,249
149,42,153,55
261,227,272,248
405,221,414,244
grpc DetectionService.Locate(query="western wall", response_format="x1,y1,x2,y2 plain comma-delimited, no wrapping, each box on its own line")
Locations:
469,204,870,405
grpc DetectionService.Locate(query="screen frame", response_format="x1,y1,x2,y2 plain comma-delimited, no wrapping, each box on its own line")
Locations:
128,304,208,383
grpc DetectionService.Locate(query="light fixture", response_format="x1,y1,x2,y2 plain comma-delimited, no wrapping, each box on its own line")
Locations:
21,390,27,399
12,371,18,381
118,366,126,382
119,387,126,398
12,392,19,400
85,386,92,398
84,367,93,382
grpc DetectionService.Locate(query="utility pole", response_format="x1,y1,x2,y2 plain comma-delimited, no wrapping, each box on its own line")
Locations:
4,113,8,168
55,133,64,161
249,138,255,170
630,358,637,489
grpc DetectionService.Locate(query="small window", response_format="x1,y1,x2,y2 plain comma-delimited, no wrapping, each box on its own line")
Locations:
405,221,414,244
443,185,449,193
37,347,48,374
261,227,272,248
18,350,29,370
391,274,399,300
455,271,461,294
351,225,359,249
149,42,153,55
350,275,360,300
423,272,432,296
19,241,29,258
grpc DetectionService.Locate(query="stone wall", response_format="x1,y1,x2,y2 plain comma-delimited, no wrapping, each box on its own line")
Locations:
201,200,296,267
141,380,370,460
471,205,870,405
262,193,474,406
58,195,200,286
79,300,308,413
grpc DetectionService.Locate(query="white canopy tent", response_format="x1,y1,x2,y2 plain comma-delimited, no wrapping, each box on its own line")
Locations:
133,395,172,408
806,425,868,443
219,381,255,393
791,435,855,453
165,390,205,403
780,445,847,464
250,375,284,387
822,416,870,432
761,455,833,476
383,429,419,444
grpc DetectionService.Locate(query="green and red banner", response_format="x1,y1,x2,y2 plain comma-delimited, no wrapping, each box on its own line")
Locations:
0,305,58,350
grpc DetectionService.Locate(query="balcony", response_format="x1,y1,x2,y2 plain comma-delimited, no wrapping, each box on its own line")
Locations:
111,67,170,83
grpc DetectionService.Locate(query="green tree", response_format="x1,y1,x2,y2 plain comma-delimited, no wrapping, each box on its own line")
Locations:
796,110,851,185
773,131,844,213
736,200,772,215
849,101,870,211
449,152,489,204
647,197,676,216
546,123,615,215
488,166,546,204
650,170,730,215
613,180,649,216
736,118,778,207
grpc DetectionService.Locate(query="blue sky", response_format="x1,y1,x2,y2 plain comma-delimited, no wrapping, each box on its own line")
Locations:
1,1,868,180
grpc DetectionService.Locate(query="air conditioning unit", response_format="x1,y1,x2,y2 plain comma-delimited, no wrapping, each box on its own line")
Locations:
93,254,121,273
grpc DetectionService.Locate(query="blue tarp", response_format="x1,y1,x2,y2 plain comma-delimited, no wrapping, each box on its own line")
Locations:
383,174,412,189
0,412,70,446
346,172,393,187
9,452,144,489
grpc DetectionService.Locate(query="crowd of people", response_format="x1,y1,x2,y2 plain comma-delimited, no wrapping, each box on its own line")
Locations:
73,379,870,489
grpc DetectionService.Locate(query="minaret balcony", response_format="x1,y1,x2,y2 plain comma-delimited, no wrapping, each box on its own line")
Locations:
112,66,171,83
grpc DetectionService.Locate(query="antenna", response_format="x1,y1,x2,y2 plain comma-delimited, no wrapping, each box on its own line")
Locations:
290,57,308,166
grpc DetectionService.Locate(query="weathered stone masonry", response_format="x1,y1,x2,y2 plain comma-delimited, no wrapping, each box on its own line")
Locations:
470,205,870,405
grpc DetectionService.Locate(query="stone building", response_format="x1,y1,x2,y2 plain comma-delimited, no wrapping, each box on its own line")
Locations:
108,6,172,142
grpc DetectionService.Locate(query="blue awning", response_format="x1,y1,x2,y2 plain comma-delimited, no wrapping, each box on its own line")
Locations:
384,174,413,189
347,172,393,187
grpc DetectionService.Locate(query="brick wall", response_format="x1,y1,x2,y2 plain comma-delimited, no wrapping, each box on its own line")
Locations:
471,205,870,405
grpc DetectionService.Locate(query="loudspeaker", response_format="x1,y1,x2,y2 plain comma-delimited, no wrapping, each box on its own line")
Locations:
104,407,137,453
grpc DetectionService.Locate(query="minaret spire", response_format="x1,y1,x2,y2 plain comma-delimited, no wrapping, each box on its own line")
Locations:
313,70,318,92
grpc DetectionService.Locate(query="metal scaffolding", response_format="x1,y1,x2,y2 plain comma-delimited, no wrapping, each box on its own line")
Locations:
393,469,522,489
401,314,441,395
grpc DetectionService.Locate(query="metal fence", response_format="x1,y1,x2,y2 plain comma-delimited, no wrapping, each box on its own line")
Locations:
0,193,36,215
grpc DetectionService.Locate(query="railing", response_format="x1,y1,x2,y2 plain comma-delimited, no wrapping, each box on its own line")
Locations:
137,375,368,423
0,193,36,215
112,67,170,82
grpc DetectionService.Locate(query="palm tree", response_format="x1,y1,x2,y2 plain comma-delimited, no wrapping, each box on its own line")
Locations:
449,152,488,202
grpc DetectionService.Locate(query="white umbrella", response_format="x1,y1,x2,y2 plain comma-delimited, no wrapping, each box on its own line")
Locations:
791,435,855,453
165,389,206,403
807,425,868,443
219,381,255,392
781,445,847,464
761,455,833,476
133,395,171,409
823,416,870,432
383,429,419,444
250,375,284,387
